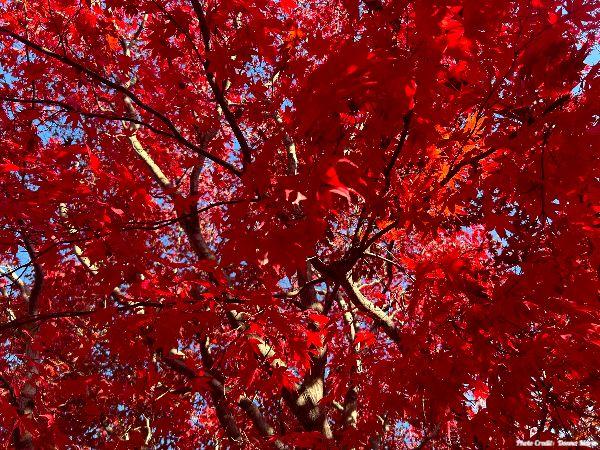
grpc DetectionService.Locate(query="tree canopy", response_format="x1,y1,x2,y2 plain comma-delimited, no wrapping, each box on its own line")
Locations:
0,0,598,448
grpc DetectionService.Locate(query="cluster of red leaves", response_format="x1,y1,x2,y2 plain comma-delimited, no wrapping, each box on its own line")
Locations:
0,0,598,448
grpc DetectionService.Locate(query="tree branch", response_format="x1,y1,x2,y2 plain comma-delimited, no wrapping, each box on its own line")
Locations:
239,397,287,449
382,110,413,193
0,95,179,140
189,0,252,169
312,259,402,346
0,27,242,176
440,147,499,186
0,309,95,334
20,235,43,317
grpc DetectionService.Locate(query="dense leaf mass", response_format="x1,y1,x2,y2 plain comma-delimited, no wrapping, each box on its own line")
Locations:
0,0,598,448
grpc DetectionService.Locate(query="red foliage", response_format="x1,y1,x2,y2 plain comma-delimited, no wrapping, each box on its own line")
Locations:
0,0,598,448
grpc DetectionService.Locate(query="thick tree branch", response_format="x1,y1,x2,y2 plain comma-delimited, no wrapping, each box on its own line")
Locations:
0,265,30,298
58,204,100,275
161,351,245,444
238,397,287,450
312,259,402,346
179,163,217,261
274,112,298,175
0,374,17,406
337,292,361,431
339,276,402,345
